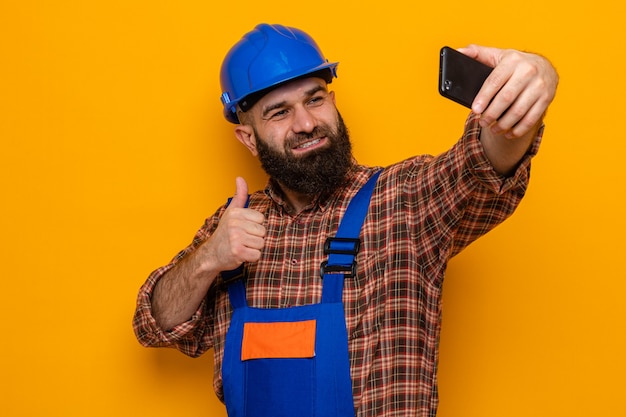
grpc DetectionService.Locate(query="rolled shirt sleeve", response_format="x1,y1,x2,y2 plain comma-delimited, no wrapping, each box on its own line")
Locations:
132,215,224,358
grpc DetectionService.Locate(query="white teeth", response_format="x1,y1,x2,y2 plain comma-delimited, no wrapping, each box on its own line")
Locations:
297,139,321,149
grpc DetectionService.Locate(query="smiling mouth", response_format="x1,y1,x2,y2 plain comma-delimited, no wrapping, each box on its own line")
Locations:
294,138,322,149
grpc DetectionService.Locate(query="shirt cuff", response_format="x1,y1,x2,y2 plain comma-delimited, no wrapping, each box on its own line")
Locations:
463,112,543,194
132,269,206,348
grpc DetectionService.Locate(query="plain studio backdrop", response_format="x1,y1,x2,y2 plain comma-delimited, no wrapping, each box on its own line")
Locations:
1,1,624,416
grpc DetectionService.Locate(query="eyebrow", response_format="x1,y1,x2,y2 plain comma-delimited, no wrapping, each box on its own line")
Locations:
261,85,327,119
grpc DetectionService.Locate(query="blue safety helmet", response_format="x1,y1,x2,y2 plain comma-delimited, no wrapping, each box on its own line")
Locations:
220,23,339,124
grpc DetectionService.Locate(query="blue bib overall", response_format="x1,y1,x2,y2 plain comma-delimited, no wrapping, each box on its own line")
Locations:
221,171,380,417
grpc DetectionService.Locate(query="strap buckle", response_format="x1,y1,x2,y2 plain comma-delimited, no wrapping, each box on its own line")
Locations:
319,261,357,278
324,237,360,255
320,237,360,278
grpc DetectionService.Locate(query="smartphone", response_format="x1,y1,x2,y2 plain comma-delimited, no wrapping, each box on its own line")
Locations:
439,46,493,108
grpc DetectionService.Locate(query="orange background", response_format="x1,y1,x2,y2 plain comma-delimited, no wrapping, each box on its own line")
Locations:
1,1,625,416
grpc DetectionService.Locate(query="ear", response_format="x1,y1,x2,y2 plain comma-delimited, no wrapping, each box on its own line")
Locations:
329,90,336,104
234,124,258,156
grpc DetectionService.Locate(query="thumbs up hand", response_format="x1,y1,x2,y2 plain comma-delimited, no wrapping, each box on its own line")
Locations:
228,176,251,209
200,177,266,272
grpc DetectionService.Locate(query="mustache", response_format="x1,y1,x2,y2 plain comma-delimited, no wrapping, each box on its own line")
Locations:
284,125,333,149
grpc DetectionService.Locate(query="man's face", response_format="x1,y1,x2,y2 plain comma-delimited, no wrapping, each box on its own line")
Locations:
236,77,353,196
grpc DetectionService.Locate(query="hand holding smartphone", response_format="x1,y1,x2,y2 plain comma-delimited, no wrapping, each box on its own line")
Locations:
439,46,493,109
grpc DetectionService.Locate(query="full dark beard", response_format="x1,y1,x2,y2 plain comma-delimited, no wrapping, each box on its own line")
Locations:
254,112,354,196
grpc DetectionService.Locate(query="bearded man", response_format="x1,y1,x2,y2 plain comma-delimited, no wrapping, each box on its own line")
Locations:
133,23,558,417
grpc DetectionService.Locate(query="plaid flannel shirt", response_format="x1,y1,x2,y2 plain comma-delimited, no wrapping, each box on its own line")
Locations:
133,114,542,416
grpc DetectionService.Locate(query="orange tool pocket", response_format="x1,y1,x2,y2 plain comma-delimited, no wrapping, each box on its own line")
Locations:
241,320,316,360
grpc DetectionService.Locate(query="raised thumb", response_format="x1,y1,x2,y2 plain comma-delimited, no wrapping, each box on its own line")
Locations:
228,176,249,209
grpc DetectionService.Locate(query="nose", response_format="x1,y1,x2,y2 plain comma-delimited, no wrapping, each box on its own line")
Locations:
291,105,316,134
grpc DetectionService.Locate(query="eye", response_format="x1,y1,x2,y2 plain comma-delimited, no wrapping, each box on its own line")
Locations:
268,108,289,120
308,95,325,106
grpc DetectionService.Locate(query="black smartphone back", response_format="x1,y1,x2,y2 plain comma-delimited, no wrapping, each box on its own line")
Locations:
439,46,493,108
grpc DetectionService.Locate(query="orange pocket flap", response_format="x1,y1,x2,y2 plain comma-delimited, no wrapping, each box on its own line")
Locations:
241,320,316,361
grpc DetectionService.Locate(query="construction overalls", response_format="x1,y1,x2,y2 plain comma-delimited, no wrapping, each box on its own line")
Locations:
221,171,380,417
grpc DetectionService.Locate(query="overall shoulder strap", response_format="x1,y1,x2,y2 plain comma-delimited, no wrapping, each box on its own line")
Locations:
321,170,382,303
